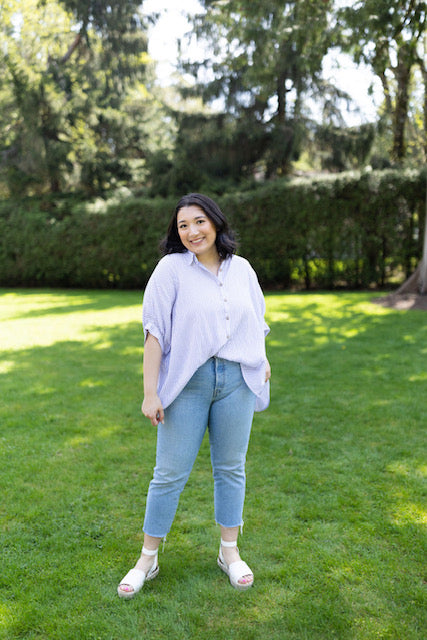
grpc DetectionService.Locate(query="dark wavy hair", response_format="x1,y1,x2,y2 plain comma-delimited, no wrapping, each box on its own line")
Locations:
160,193,238,260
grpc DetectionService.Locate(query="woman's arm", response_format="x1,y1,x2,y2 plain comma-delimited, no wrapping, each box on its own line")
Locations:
265,359,271,382
141,333,164,426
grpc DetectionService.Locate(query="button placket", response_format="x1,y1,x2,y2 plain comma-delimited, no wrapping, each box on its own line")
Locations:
219,279,231,340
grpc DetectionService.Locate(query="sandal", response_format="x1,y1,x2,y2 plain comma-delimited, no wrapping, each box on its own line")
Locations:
117,546,159,599
217,538,254,591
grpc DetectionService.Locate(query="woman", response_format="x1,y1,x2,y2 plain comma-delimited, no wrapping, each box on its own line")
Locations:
118,193,270,598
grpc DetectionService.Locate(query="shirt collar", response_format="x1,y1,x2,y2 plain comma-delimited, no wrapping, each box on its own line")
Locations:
184,251,233,270
184,250,198,265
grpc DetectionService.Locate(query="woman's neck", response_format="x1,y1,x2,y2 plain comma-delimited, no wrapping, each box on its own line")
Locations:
196,249,221,275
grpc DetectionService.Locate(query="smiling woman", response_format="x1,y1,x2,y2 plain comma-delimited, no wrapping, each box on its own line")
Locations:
117,193,271,598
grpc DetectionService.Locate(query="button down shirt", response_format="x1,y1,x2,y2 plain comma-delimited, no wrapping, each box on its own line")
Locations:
142,251,270,411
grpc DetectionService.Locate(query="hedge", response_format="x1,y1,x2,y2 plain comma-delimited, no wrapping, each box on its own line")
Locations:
0,168,425,290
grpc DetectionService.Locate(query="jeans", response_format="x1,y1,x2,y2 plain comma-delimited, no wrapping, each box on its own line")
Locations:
143,357,256,538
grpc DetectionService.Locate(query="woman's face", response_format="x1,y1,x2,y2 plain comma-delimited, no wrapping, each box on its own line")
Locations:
176,205,218,260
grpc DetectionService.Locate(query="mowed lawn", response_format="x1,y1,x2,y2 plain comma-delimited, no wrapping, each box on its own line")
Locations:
0,289,426,640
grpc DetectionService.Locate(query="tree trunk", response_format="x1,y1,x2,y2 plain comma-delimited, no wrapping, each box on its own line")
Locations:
423,62,427,162
392,44,411,161
395,183,427,295
379,70,393,115
277,71,287,124
419,191,427,294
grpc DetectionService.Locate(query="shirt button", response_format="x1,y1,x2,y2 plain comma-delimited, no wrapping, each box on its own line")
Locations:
226,315,229,320
219,282,223,287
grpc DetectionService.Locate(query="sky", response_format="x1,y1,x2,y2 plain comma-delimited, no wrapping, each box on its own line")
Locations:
143,0,383,126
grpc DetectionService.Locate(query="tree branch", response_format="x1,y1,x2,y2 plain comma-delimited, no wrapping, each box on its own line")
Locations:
59,32,82,65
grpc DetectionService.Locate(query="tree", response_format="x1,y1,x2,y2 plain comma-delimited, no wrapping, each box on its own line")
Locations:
0,0,152,195
337,0,426,162
338,1,426,295
181,0,335,176
314,123,375,171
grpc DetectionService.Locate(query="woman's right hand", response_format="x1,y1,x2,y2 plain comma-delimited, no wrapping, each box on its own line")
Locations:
141,394,164,426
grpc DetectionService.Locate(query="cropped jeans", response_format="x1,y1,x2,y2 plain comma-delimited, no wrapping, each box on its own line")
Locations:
143,357,256,538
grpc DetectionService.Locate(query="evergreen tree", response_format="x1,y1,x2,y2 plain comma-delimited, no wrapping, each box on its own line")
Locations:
0,0,154,195
337,0,426,162
179,0,335,176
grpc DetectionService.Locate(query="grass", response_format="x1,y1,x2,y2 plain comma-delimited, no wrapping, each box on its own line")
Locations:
0,288,426,640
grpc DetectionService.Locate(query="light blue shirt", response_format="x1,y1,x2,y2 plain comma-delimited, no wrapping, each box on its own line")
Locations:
143,251,270,411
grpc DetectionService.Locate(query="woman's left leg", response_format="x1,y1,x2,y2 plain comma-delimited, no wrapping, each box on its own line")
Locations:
208,359,256,587
208,361,256,529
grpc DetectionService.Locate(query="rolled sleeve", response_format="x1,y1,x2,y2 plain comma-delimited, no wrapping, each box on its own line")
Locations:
142,258,177,355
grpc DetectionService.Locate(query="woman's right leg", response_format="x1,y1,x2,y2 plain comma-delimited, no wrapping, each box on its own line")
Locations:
118,360,214,596
143,360,214,538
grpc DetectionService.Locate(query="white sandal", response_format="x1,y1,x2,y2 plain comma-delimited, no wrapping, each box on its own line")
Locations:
217,538,254,591
117,546,159,599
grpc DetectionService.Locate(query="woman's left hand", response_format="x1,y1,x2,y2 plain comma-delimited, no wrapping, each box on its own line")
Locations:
265,359,271,382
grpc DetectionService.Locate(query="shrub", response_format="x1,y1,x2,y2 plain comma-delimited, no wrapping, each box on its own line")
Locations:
0,168,424,289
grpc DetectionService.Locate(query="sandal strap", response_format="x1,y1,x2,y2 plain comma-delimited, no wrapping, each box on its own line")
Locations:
228,559,252,583
220,538,238,548
119,568,146,591
142,546,158,556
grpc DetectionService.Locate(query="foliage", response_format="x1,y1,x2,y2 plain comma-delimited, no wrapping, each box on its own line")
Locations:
314,123,376,171
0,167,424,290
0,0,166,196
337,0,426,162
145,111,268,196
180,0,336,176
1,289,426,639
0,0,425,198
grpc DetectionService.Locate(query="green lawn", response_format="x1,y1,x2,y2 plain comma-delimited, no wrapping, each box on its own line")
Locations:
1,289,426,640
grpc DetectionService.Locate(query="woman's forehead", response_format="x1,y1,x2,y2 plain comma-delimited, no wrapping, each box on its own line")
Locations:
177,205,206,222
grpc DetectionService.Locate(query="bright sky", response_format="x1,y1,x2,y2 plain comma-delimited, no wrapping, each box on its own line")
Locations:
143,0,383,125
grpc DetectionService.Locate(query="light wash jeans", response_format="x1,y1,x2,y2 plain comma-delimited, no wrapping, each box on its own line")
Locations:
143,357,256,538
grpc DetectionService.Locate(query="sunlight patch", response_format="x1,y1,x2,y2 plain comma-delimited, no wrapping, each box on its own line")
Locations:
68,436,91,448
390,502,427,526
386,460,426,479
0,601,14,626
408,372,427,382
0,360,14,374
92,341,112,350
79,378,106,388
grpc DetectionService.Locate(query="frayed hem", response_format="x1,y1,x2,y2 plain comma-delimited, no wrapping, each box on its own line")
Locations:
215,521,245,535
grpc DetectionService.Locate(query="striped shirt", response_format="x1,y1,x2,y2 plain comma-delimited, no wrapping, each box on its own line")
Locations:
142,250,270,411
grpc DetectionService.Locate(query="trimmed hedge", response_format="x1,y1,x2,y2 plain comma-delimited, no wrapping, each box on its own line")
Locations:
0,168,425,289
